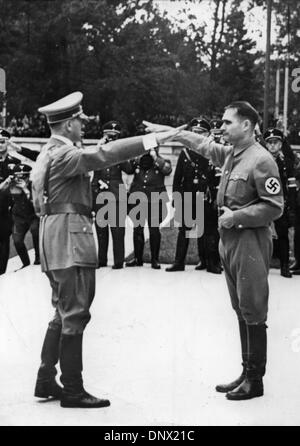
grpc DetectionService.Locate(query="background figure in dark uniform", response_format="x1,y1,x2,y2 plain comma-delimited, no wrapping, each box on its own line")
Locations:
126,139,172,269
291,152,300,274
10,163,40,269
92,121,132,269
0,129,20,275
166,117,222,273
264,129,296,278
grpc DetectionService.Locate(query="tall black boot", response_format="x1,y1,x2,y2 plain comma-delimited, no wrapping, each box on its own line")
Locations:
60,334,110,408
226,323,266,400
13,234,30,267
0,236,10,275
166,228,189,271
150,228,161,269
31,223,40,265
216,320,248,393
205,234,222,274
34,326,63,399
291,221,300,273
97,226,109,267
278,237,292,278
195,235,206,270
126,227,144,267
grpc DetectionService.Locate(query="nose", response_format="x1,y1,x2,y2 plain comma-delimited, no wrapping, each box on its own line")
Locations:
221,122,226,131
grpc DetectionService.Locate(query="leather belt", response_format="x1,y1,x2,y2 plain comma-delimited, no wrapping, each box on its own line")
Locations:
40,202,92,217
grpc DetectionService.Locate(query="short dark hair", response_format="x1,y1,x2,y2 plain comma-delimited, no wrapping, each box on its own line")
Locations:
225,101,259,128
49,121,66,132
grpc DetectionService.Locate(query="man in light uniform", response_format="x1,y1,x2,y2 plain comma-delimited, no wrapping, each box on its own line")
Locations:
145,101,284,400
32,91,172,408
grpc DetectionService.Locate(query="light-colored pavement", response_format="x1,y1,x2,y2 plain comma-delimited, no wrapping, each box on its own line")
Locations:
1,242,300,426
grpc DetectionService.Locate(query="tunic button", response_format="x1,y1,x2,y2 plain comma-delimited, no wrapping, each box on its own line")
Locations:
238,224,243,229
225,170,229,175
83,227,87,232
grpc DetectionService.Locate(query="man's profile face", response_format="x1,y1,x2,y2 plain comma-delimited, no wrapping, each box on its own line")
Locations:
266,138,282,156
221,108,245,144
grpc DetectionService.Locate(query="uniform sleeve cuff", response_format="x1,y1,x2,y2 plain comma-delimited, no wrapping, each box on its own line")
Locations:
232,211,244,228
142,133,158,151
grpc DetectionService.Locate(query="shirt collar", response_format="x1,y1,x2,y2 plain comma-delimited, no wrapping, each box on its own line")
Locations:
233,136,256,157
51,134,73,146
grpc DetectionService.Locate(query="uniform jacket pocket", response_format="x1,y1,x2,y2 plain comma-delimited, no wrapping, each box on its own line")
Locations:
69,222,97,265
228,172,249,197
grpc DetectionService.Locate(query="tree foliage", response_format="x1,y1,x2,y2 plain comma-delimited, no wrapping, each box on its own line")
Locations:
0,0,268,132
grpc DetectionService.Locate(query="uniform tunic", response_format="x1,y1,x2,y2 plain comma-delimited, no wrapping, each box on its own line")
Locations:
173,132,284,324
92,161,132,266
31,133,155,334
127,153,172,225
126,153,172,263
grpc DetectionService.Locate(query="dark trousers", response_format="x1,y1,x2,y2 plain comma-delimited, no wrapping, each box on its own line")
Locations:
95,200,126,266
130,200,166,263
12,216,39,266
46,266,96,335
174,200,220,266
133,226,161,262
0,233,10,275
294,206,300,263
96,225,125,266
273,213,290,267
219,226,272,325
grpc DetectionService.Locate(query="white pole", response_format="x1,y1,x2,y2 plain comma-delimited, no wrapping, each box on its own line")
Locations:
275,62,280,119
2,95,7,128
283,56,289,135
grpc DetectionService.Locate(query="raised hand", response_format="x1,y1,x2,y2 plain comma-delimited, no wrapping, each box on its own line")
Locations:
142,121,173,133
7,140,21,153
143,120,187,134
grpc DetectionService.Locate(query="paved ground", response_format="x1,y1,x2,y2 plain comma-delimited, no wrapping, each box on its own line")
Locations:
1,234,300,426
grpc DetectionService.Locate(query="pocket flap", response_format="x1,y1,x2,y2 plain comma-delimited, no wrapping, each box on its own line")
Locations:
229,172,249,181
69,222,93,234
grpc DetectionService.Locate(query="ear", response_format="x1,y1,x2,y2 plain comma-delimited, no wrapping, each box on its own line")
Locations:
65,120,73,133
243,119,252,132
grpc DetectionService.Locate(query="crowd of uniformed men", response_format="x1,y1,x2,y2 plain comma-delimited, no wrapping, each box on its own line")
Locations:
1,118,300,278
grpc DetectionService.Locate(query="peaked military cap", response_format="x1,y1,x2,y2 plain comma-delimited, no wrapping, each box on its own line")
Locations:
102,120,122,135
38,91,88,124
264,128,284,142
0,128,11,140
12,163,32,174
189,117,211,133
210,119,223,134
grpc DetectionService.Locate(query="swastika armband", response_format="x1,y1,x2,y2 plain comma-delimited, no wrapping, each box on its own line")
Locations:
264,177,281,195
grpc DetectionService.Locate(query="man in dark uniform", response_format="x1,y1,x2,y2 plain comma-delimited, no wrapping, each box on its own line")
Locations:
92,121,132,269
0,129,21,275
146,101,284,400
9,163,40,269
166,117,222,273
264,128,296,278
32,92,172,408
291,152,300,274
125,141,172,269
